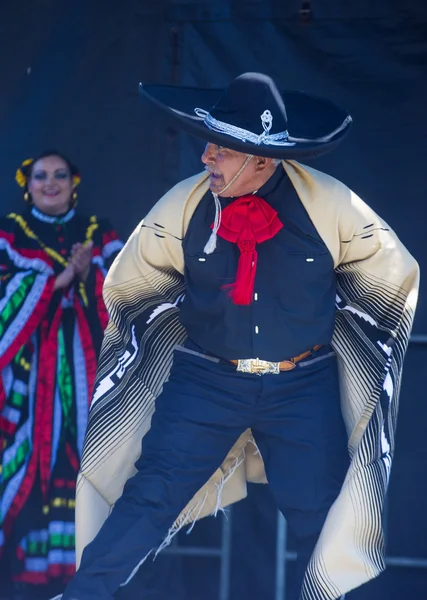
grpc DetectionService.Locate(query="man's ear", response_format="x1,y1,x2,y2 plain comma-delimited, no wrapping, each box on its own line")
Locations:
255,156,273,171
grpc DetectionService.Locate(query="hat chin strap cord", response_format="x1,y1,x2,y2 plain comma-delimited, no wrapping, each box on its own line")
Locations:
204,154,254,255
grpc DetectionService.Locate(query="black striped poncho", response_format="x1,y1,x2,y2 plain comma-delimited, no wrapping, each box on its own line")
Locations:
75,161,419,599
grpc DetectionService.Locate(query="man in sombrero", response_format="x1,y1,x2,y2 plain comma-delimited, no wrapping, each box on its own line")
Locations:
61,73,419,600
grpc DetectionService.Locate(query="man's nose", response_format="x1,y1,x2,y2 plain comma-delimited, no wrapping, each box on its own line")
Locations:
201,143,216,164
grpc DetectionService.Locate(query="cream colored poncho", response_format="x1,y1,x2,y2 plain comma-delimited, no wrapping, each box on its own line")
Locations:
75,161,418,599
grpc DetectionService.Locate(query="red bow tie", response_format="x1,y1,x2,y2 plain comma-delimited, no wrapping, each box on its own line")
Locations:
214,195,283,305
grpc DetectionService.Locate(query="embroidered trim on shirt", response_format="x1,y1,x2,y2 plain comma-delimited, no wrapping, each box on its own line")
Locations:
31,206,76,224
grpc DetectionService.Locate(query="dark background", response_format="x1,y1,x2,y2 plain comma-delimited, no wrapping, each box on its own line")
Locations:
1,1,426,598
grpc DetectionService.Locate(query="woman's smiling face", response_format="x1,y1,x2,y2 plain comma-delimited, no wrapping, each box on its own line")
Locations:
28,155,74,215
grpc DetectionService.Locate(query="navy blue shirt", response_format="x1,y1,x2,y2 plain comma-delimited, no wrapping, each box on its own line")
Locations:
180,165,336,362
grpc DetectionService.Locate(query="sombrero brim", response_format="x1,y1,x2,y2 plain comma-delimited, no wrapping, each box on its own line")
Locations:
138,83,352,159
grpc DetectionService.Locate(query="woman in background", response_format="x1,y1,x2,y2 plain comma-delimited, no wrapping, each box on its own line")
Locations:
0,151,123,599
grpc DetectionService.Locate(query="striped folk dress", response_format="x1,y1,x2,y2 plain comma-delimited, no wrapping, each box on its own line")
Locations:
0,206,123,587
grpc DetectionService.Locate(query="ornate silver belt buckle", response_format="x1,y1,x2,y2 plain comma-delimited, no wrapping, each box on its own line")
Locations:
236,358,280,376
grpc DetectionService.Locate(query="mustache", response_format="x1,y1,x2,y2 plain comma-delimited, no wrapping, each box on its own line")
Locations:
204,166,222,176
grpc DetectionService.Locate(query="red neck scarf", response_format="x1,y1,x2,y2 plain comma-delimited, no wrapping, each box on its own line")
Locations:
214,195,283,305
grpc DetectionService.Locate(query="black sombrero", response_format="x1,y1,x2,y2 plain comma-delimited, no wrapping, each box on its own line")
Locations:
138,72,352,160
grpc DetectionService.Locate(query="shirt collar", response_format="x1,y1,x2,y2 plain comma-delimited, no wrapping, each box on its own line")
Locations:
255,163,285,198
31,206,76,224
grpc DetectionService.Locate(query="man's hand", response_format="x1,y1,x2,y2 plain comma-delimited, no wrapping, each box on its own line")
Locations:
70,241,93,282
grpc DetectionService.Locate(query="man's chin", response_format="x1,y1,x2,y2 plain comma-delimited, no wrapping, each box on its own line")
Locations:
209,181,225,195
207,171,224,187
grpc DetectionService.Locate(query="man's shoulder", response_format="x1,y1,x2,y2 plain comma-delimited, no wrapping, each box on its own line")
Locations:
157,172,209,205
285,160,359,216
146,172,210,228
288,161,351,195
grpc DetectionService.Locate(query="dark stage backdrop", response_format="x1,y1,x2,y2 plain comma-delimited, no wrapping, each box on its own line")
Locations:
1,1,426,599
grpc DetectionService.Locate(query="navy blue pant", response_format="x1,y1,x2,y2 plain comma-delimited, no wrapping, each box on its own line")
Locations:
63,343,349,600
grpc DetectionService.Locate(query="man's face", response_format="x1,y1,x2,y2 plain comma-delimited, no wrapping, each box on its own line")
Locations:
201,143,259,197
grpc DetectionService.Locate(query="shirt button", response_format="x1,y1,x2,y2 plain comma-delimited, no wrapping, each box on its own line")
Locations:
56,225,62,231
58,237,65,243
60,248,67,256
255,326,259,334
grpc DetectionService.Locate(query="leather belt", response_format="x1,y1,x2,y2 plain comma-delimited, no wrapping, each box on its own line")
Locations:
230,345,323,375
